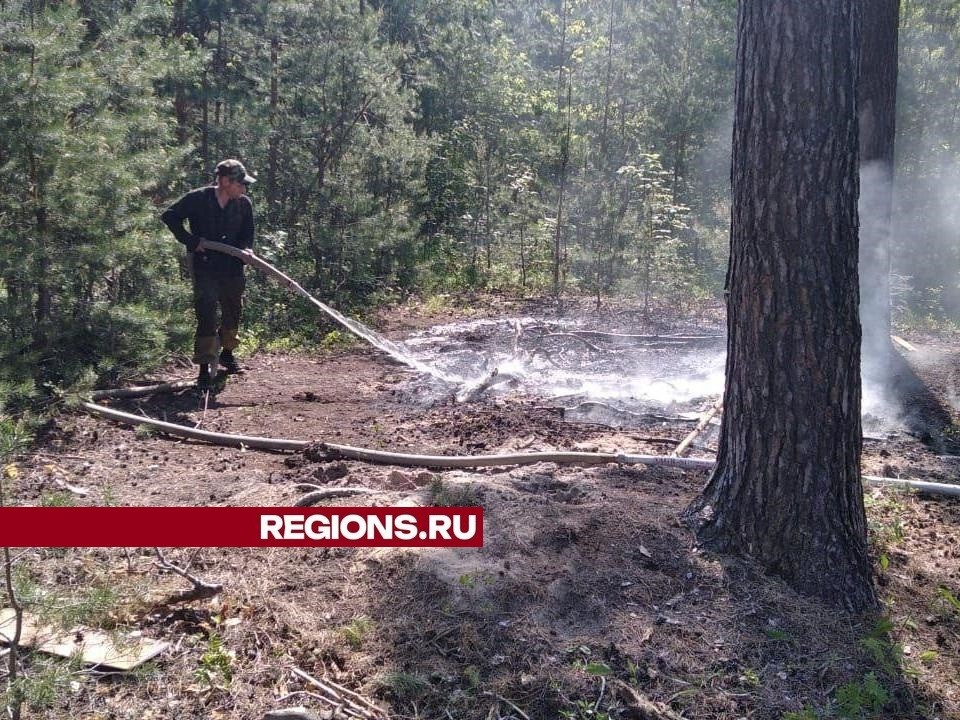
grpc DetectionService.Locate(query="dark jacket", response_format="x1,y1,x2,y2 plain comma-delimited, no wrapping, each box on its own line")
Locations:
161,186,254,277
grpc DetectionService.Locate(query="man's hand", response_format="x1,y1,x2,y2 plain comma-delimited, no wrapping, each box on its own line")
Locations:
194,237,207,253
240,248,254,257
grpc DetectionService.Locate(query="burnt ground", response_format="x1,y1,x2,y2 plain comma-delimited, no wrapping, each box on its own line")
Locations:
3,298,960,720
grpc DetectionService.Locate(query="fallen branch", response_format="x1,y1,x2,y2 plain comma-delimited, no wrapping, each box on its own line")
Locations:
541,332,606,353
50,476,90,497
633,437,716,453
315,442,713,471
569,330,723,347
153,548,223,605
890,335,917,352
90,380,195,400
291,666,388,720
455,368,520,403
672,399,722,457
482,691,531,720
613,678,686,720
563,401,700,425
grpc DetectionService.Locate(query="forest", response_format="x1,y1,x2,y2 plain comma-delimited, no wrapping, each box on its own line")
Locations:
0,0,959,398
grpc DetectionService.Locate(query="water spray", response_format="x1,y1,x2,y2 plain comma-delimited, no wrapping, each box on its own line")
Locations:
202,242,461,384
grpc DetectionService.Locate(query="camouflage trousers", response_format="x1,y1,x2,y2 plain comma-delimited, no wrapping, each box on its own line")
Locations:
192,272,245,366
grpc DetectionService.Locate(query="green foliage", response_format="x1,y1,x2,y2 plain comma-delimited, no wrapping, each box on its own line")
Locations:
782,707,819,720
380,671,432,704
134,424,157,440
836,672,889,719
859,617,902,677
38,492,76,508
58,585,122,629
936,586,960,617
0,1,187,400
2,656,77,714
9,0,960,378
0,418,32,460
429,478,480,507
582,661,612,676
339,616,375,649
918,649,939,666
559,698,616,720
865,493,907,563
895,6,960,322
462,664,481,690
320,330,358,350
738,668,761,688
195,633,234,688
764,627,792,642
0,0,741,393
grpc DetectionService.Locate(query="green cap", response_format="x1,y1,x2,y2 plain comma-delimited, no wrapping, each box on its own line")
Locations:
215,159,256,185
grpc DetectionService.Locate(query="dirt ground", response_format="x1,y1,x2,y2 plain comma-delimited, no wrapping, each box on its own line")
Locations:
4,299,960,720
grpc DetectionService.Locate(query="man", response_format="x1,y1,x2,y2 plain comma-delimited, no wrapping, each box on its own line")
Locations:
161,159,256,388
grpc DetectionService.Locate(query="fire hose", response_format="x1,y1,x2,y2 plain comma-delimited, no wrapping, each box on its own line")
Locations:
79,398,960,497
79,244,960,498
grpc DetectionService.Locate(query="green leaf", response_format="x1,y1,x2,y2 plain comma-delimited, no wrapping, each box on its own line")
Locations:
583,661,611,676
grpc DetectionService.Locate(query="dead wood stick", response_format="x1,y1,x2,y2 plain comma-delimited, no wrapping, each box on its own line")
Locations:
264,708,323,720
291,667,387,719
633,437,716,453
613,679,686,720
295,488,380,507
672,399,722,457
294,483,326,492
317,443,714,470
153,548,223,605
455,368,520,403
50,476,90,496
29,451,91,461
569,330,723,345
482,691,531,720
90,380,195,400
541,332,606,353
890,335,917,352
564,401,700,424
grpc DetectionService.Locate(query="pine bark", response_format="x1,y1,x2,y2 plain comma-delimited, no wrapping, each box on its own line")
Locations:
686,0,876,611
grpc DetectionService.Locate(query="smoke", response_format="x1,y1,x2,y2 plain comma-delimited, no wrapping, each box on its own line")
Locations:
859,160,899,426
401,317,726,412
889,150,960,419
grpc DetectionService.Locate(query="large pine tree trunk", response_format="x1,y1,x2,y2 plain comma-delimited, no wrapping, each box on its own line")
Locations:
858,0,899,373
686,0,875,611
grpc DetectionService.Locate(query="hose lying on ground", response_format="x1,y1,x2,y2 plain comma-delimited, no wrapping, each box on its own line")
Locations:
81,245,960,497
80,400,960,497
